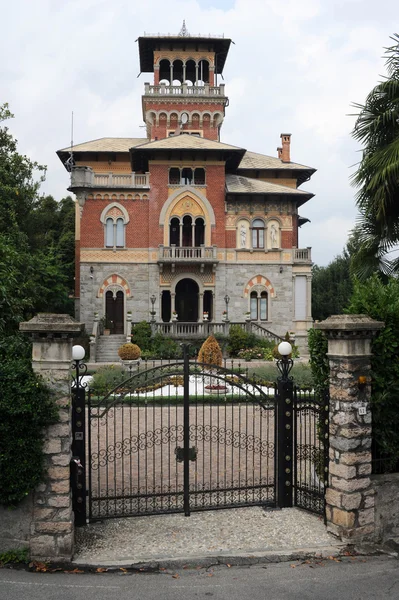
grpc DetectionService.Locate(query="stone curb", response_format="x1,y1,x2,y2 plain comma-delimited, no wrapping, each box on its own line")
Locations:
72,544,348,569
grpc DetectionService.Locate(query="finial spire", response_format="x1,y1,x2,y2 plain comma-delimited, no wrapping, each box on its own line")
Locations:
179,20,189,37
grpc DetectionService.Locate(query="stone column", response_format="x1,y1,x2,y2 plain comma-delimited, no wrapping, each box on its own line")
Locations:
315,314,384,542
19,313,84,561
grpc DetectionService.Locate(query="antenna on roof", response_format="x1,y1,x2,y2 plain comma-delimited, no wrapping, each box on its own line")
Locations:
179,20,189,37
64,111,75,174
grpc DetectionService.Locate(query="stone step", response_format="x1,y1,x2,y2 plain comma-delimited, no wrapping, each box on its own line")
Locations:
96,335,126,362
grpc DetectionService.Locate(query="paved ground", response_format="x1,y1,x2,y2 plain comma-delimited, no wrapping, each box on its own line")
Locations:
4,555,398,600
74,506,341,566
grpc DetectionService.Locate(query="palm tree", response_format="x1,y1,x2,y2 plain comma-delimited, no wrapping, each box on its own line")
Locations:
351,34,399,279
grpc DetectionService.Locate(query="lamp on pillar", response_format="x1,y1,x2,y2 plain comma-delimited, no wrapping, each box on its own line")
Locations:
224,294,230,320
276,341,293,381
276,340,294,508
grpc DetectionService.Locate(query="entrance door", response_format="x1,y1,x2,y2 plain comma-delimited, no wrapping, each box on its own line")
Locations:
105,290,124,334
175,278,198,321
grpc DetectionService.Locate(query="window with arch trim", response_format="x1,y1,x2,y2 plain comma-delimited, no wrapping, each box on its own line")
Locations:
252,219,265,249
105,216,125,248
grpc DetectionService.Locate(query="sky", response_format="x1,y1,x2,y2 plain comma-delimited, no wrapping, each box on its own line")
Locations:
1,0,396,266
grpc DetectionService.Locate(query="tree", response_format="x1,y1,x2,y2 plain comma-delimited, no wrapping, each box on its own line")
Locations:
0,103,74,332
311,231,361,321
351,34,399,279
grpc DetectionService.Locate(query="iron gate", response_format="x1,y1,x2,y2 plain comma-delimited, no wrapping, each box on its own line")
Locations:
71,349,329,524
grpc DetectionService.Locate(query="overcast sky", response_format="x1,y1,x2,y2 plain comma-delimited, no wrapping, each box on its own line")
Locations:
1,0,396,265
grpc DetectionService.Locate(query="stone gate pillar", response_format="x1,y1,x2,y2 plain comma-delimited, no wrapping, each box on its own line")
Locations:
315,314,383,542
20,313,84,561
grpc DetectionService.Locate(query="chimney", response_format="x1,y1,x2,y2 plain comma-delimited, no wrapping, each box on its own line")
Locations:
277,147,283,160
280,133,291,163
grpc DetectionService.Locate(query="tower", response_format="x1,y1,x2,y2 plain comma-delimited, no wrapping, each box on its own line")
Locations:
139,23,230,141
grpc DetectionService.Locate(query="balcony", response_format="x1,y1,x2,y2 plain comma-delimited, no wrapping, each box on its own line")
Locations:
144,83,225,97
293,248,312,263
70,166,150,190
158,245,218,272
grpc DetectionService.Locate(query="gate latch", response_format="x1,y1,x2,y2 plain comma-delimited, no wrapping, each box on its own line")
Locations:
175,446,197,462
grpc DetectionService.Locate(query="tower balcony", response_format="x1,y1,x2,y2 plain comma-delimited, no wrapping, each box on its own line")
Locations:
158,245,219,272
144,82,225,97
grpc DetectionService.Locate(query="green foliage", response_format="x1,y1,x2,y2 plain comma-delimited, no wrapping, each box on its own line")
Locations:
249,362,314,389
312,254,353,321
0,547,29,566
227,325,257,357
347,275,399,464
0,104,74,328
350,35,399,279
150,333,180,359
308,328,329,396
131,321,152,351
90,365,125,395
0,337,58,506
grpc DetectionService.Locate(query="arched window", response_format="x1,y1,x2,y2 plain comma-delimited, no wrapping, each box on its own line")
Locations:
106,218,113,247
252,219,264,249
195,217,205,246
250,290,268,321
116,218,124,247
169,217,180,246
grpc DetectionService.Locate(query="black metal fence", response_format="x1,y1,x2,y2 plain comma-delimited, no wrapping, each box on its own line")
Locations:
71,352,329,524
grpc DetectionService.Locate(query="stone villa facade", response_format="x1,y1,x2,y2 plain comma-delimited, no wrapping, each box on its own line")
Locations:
57,24,316,350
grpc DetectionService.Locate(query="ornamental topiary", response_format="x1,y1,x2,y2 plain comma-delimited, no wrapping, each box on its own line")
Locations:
118,343,141,360
198,335,223,368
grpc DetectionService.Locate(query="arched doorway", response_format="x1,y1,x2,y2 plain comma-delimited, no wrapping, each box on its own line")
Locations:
175,278,199,322
105,290,124,334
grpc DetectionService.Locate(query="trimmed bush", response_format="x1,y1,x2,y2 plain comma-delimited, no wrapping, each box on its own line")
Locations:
198,335,223,368
118,343,141,360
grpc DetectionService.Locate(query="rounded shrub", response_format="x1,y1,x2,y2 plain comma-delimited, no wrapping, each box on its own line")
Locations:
118,343,141,360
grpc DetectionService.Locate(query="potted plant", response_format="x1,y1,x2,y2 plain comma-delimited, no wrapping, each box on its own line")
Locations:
222,310,228,321
99,316,111,335
172,311,178,321
244,311,251,321
203,311,209,321
118,343,142,369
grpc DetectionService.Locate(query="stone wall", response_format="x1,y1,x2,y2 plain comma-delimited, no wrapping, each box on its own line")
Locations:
18,313,84,561
373,473,399,543
0,497,33,552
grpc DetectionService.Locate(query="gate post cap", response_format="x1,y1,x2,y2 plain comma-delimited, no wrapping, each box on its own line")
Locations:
20,313,85,337
314,314,384,335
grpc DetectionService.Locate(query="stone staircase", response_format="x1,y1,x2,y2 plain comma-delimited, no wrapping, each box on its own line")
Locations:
95,334,126,362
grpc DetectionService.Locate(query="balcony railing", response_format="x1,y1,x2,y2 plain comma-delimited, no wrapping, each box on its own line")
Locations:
144,83,225,97
69,166,150,189
93,173,149,188
158,245,218,262
294,248,312,262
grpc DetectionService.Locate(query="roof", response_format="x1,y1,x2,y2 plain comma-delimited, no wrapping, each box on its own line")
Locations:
238,150,315,172
57,137,147,154
131,134,246,172
225,175,314,206
138,36,231,74
134,135,245,152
